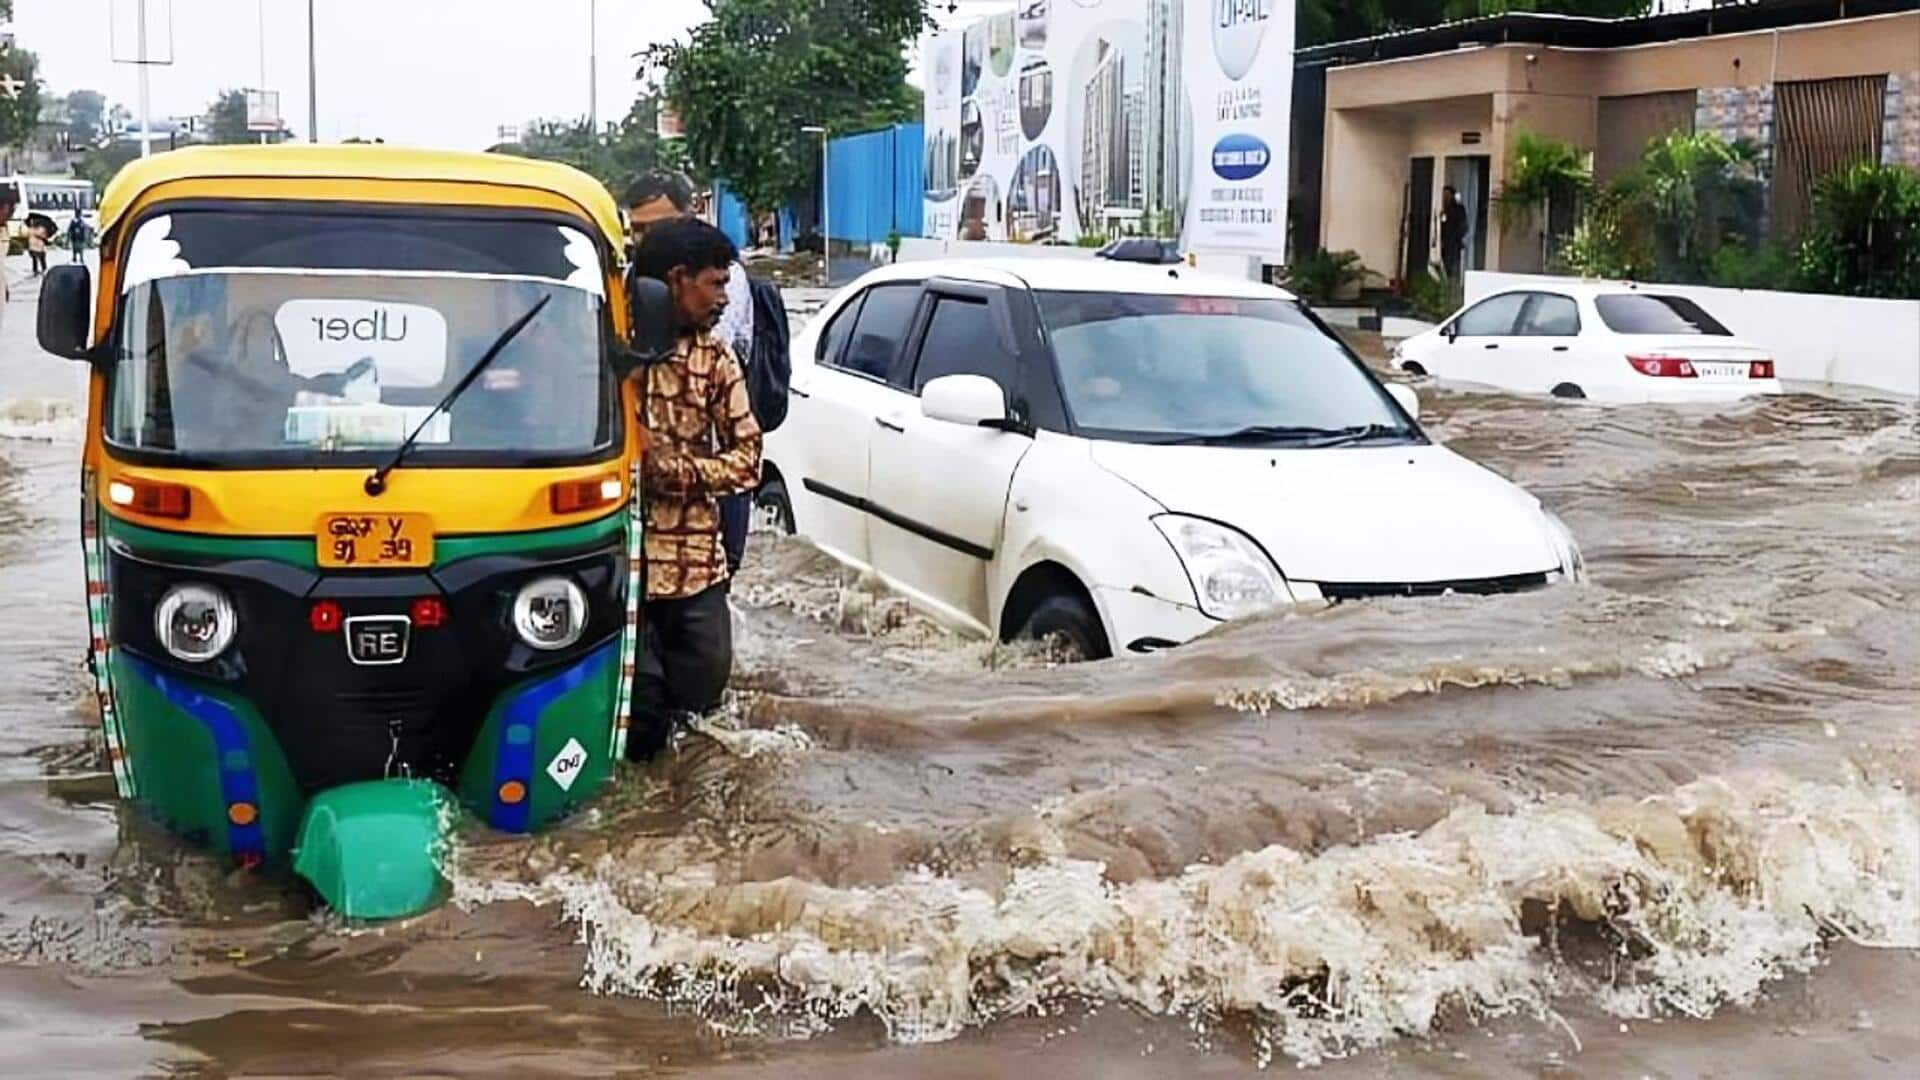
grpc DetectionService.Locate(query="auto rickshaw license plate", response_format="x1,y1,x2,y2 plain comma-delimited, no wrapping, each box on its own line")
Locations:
318,513,434,568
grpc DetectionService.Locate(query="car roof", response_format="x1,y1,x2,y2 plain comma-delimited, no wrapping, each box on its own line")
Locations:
1486,280,1699,300
97,144,624,246
849,256,1299,301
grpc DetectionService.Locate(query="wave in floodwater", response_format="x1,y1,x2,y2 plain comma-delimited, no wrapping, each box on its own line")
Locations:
452,768,1917,1066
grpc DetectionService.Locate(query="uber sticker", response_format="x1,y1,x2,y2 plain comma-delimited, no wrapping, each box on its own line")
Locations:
545,737,590,792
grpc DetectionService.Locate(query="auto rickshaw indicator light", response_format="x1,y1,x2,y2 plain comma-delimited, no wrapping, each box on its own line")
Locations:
549,474,625,515
410,597,447,629
227,802,258,826
108,477,192,519
497,781,527,805
309,601,343,633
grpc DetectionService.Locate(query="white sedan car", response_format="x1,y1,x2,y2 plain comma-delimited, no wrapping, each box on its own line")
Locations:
759,259,1583,659
1394,283,1783,402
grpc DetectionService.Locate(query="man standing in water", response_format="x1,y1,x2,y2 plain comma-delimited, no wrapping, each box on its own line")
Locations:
624,171,761,574
627,218,762,760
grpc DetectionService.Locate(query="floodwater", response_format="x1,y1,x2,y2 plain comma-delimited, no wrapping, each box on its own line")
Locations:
2,264,1917,1076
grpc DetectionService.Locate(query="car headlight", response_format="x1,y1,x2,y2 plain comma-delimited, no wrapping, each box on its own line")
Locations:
1542,509,1585,583
154,583,237,662
1153,514,1288,620
512,576,588,651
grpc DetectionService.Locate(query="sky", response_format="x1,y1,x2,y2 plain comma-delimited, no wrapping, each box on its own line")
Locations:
6,0,710,148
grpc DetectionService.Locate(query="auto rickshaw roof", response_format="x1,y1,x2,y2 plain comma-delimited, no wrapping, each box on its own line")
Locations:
96,144,624,247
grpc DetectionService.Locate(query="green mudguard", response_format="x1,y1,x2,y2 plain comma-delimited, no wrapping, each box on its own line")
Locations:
293,779,457,920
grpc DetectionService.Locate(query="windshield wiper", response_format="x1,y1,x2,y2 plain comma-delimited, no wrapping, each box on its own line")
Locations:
1147,424,1345,446
363,295,551,496
1300,422,1414,447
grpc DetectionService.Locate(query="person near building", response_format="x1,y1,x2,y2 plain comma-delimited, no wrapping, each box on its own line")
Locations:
626,217,763,760
624,170,791,576
1440,185,1468,281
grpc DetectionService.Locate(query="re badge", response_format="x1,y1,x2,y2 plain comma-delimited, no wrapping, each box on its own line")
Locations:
546,737,589,791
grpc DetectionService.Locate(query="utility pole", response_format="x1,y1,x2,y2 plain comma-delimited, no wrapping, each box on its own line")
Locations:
135,0,152,157
258,0,268,144
307,0,318,143
588,0,598,135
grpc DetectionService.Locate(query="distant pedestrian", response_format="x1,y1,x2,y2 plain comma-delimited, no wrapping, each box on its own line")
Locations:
1440,185,1467,281
67,216,88,263
26,222,49,276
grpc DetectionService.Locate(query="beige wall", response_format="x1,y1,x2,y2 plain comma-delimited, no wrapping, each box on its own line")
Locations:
1321,108,1409,276
1321,97,1495,279
1317,11,1920,275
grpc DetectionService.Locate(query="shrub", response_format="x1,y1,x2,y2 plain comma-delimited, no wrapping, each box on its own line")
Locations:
1403,265,1456,323
1796,162,1920,300
1705,239,1799,291
1553,185,1654,280
1283,249,1368,304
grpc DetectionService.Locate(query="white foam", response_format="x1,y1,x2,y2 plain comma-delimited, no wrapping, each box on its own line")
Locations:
447,770,1919,1065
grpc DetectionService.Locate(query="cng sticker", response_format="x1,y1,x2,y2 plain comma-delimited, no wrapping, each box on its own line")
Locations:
545,737,589,792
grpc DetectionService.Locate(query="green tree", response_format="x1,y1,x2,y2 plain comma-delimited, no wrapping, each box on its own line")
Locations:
207,89,250,144
1300,0,1649,46
63,88,107,147
498,95,674,193
644,0,925,216
1,45,40,150
1629,129,1764,280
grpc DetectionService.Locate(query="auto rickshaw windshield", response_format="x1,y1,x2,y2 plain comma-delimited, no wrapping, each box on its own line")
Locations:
104,209,616,464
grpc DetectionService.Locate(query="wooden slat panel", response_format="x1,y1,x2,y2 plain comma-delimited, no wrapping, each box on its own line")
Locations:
1774,76,1888,239
1597,91,1697,185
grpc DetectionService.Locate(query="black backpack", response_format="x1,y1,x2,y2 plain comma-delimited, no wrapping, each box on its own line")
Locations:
743,275,792,433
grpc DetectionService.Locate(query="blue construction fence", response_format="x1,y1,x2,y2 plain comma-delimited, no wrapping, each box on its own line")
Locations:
713,121,923,252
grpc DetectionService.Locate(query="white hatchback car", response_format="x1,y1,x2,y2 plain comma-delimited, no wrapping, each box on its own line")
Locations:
1395,283,1783,402
759,259,1583,659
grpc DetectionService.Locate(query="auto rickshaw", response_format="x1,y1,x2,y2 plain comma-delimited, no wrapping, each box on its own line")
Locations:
35,146,672,918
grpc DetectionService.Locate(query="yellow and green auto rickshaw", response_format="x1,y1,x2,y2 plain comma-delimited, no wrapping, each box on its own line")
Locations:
35,145,673,918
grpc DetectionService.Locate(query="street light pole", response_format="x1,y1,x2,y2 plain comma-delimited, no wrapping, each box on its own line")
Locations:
306,0,318,143
135,0,152,158
802,125,828,286
588,0,598,135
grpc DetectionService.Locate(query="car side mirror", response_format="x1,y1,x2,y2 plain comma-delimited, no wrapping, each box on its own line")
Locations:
1387,383,1421,420
1441,322,1458,343
611,273,678,379
921,374,1009,429
37,264,94,361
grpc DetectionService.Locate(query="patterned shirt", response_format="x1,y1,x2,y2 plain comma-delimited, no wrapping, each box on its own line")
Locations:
639,328,763,600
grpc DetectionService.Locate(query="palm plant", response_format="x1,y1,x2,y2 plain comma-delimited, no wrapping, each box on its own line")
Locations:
1492,130,1593,269
1627,130,1764,280
1797,162,1920,299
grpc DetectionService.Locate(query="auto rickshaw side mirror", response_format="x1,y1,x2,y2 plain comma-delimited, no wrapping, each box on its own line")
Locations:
611,273,678,380
37,264,95,362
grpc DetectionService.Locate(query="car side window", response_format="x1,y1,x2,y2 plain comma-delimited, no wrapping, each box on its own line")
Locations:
814,292,864,367
1516,293,1581,336
834,283,920,380
1452,292,1528,337
908,296,1017,394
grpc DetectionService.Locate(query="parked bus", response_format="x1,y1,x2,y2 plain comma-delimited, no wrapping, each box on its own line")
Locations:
2,176,99,242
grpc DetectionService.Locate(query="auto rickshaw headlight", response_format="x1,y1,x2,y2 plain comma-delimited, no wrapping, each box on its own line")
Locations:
155,584,237,662
512,577,588,651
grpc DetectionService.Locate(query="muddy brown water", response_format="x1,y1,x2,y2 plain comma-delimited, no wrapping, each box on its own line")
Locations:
2,308,1917,1074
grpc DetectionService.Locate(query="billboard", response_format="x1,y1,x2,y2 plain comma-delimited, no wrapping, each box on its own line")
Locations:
923,0,1292,259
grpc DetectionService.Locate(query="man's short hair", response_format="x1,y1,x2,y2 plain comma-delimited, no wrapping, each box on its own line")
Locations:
624,170,694,212
636,217,738,282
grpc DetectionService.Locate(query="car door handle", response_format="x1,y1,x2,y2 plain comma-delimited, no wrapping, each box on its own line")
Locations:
1484,343,1500,350
875,416,905,433
1552,345,1571,352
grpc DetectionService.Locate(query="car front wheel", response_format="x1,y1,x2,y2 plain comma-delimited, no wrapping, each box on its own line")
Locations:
1018,593,1112,662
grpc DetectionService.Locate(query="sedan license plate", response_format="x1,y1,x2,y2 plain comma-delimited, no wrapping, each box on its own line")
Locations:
319,513,434,568
1693,362,1748,380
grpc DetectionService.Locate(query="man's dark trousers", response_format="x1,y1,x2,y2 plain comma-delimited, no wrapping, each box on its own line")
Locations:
626,582,733,760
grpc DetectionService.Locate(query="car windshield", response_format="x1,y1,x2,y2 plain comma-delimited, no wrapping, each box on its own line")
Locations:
1036,291,1419,445
1593,294,1731,336
106,211,614,465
